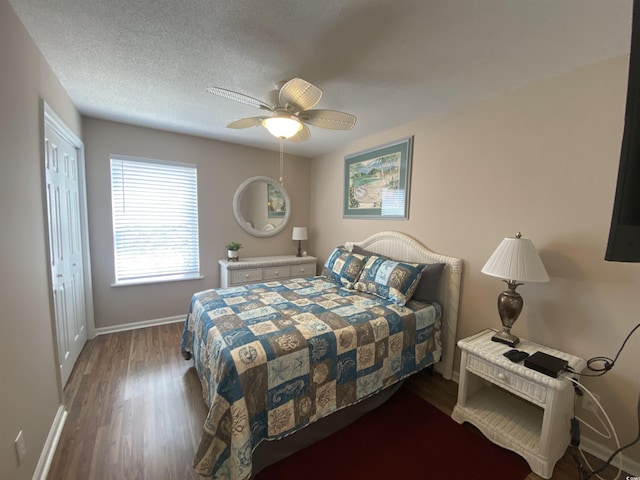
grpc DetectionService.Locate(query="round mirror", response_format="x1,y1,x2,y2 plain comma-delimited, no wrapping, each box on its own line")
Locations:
233,176,291,237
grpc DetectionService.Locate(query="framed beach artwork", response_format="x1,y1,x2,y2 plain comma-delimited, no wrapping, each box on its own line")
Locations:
343,136,413,219
267,183,286,218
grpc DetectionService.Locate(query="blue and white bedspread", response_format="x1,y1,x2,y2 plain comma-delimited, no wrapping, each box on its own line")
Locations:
180,276,441,479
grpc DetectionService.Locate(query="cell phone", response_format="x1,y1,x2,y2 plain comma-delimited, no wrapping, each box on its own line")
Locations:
503,349,529,363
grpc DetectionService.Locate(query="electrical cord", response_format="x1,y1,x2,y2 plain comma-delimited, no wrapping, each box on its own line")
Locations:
568,378,621,480
576,393,640,480
565,322,640,377
562,321,640,479
572,381,613,439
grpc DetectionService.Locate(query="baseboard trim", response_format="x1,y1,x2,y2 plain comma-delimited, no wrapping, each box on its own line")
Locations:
579,436,640,476
94,315,185,336
33,405,67,480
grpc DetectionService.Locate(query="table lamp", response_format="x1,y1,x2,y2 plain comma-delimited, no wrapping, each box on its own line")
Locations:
292,227,308,257
481,232,549,346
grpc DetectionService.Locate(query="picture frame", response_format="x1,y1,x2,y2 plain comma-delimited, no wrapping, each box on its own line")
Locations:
267,183,286,218
343,136,413,219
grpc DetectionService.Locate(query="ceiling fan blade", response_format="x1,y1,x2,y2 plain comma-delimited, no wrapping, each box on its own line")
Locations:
299,109,357,130
288,124,311,142
227,117,265,129
206,87,273,111
279,78,323,112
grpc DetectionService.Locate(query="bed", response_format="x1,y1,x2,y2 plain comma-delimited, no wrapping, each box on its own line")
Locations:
181,231,462,479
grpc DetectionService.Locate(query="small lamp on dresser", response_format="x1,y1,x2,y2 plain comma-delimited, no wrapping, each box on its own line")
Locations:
292,227,308,257
481,232,549,347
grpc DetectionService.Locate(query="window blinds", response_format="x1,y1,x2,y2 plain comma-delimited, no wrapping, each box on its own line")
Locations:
110,156,200,284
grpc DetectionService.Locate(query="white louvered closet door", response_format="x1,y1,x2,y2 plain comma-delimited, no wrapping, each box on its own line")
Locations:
44,121,87,386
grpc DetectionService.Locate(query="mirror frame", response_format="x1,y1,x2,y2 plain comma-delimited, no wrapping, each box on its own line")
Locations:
233,176,292,237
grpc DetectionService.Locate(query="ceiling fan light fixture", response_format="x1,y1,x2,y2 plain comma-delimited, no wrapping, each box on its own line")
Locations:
208,78,355,143
262,115,303,139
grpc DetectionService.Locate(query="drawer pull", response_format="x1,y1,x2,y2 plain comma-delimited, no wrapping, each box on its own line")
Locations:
497,373,506,381
275,271,279,275
245,274,250,278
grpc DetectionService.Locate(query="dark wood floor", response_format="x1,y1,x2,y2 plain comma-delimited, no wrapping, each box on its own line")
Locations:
47,322,625,480
47,323,208,480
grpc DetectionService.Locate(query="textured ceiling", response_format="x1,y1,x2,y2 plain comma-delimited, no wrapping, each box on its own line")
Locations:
9,0,633,158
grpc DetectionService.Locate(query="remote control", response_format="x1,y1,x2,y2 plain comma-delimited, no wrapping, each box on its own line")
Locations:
503,349,529,363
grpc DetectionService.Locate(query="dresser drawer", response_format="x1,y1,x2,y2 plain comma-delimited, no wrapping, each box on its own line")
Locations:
220,256,318,288
263,266,291,280
230,268,262,285
467,354,547,405
290,262,316,278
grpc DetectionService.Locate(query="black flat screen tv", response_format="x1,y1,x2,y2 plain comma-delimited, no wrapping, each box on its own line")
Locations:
606,0,640,262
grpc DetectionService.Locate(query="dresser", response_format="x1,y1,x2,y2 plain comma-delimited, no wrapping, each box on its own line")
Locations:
452,329,586,479
219,255,318,287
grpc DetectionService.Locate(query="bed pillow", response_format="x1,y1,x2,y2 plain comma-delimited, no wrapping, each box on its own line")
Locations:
352,246,445,304
354,255,427,306
411,263,446,303
350,245,390,260
322,246,368,288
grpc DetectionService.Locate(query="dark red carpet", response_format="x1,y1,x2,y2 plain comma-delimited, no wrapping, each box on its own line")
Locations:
256,388,530,480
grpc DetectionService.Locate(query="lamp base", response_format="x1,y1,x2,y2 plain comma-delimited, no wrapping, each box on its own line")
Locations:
492,282,524,347
296,240,302,257
491,330,520,347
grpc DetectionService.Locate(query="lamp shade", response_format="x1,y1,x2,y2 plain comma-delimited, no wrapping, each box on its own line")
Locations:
262,115,303,139
481,233,549,283
292,227,308,241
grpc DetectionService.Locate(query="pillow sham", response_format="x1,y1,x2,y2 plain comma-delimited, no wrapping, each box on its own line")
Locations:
351,245,445,304
354,255,427,306
411,263,445,303
322,246,368,289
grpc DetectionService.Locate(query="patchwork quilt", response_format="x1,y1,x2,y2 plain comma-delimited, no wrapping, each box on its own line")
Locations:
180,276,441,479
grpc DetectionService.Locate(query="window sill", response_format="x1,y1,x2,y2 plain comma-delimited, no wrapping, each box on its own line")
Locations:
111,273,204,287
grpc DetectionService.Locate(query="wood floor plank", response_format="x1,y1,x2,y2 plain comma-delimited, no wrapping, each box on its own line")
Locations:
47,323,626,480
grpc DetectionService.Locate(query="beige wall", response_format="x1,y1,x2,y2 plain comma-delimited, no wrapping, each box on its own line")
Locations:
82,118,311,329
310,55,640,464
0,1,82,478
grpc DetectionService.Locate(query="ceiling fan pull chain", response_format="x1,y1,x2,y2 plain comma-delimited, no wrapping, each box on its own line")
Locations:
279,137,284,185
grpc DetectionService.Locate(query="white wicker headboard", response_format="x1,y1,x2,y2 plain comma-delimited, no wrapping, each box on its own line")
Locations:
345,231,463,380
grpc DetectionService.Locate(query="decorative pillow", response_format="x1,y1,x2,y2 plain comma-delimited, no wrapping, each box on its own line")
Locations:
322,246,368,289
411,263,445,303
354,256,427,306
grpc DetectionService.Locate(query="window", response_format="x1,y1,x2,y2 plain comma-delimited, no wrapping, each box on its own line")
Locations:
110,155,200,285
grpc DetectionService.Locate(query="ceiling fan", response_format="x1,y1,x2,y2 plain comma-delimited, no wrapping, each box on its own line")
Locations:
206,78,356,142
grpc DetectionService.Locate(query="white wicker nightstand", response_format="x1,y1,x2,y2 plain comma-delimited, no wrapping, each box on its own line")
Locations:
452,329,586,479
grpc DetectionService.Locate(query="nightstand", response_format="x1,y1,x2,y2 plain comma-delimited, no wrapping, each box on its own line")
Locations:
452,329,586,479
